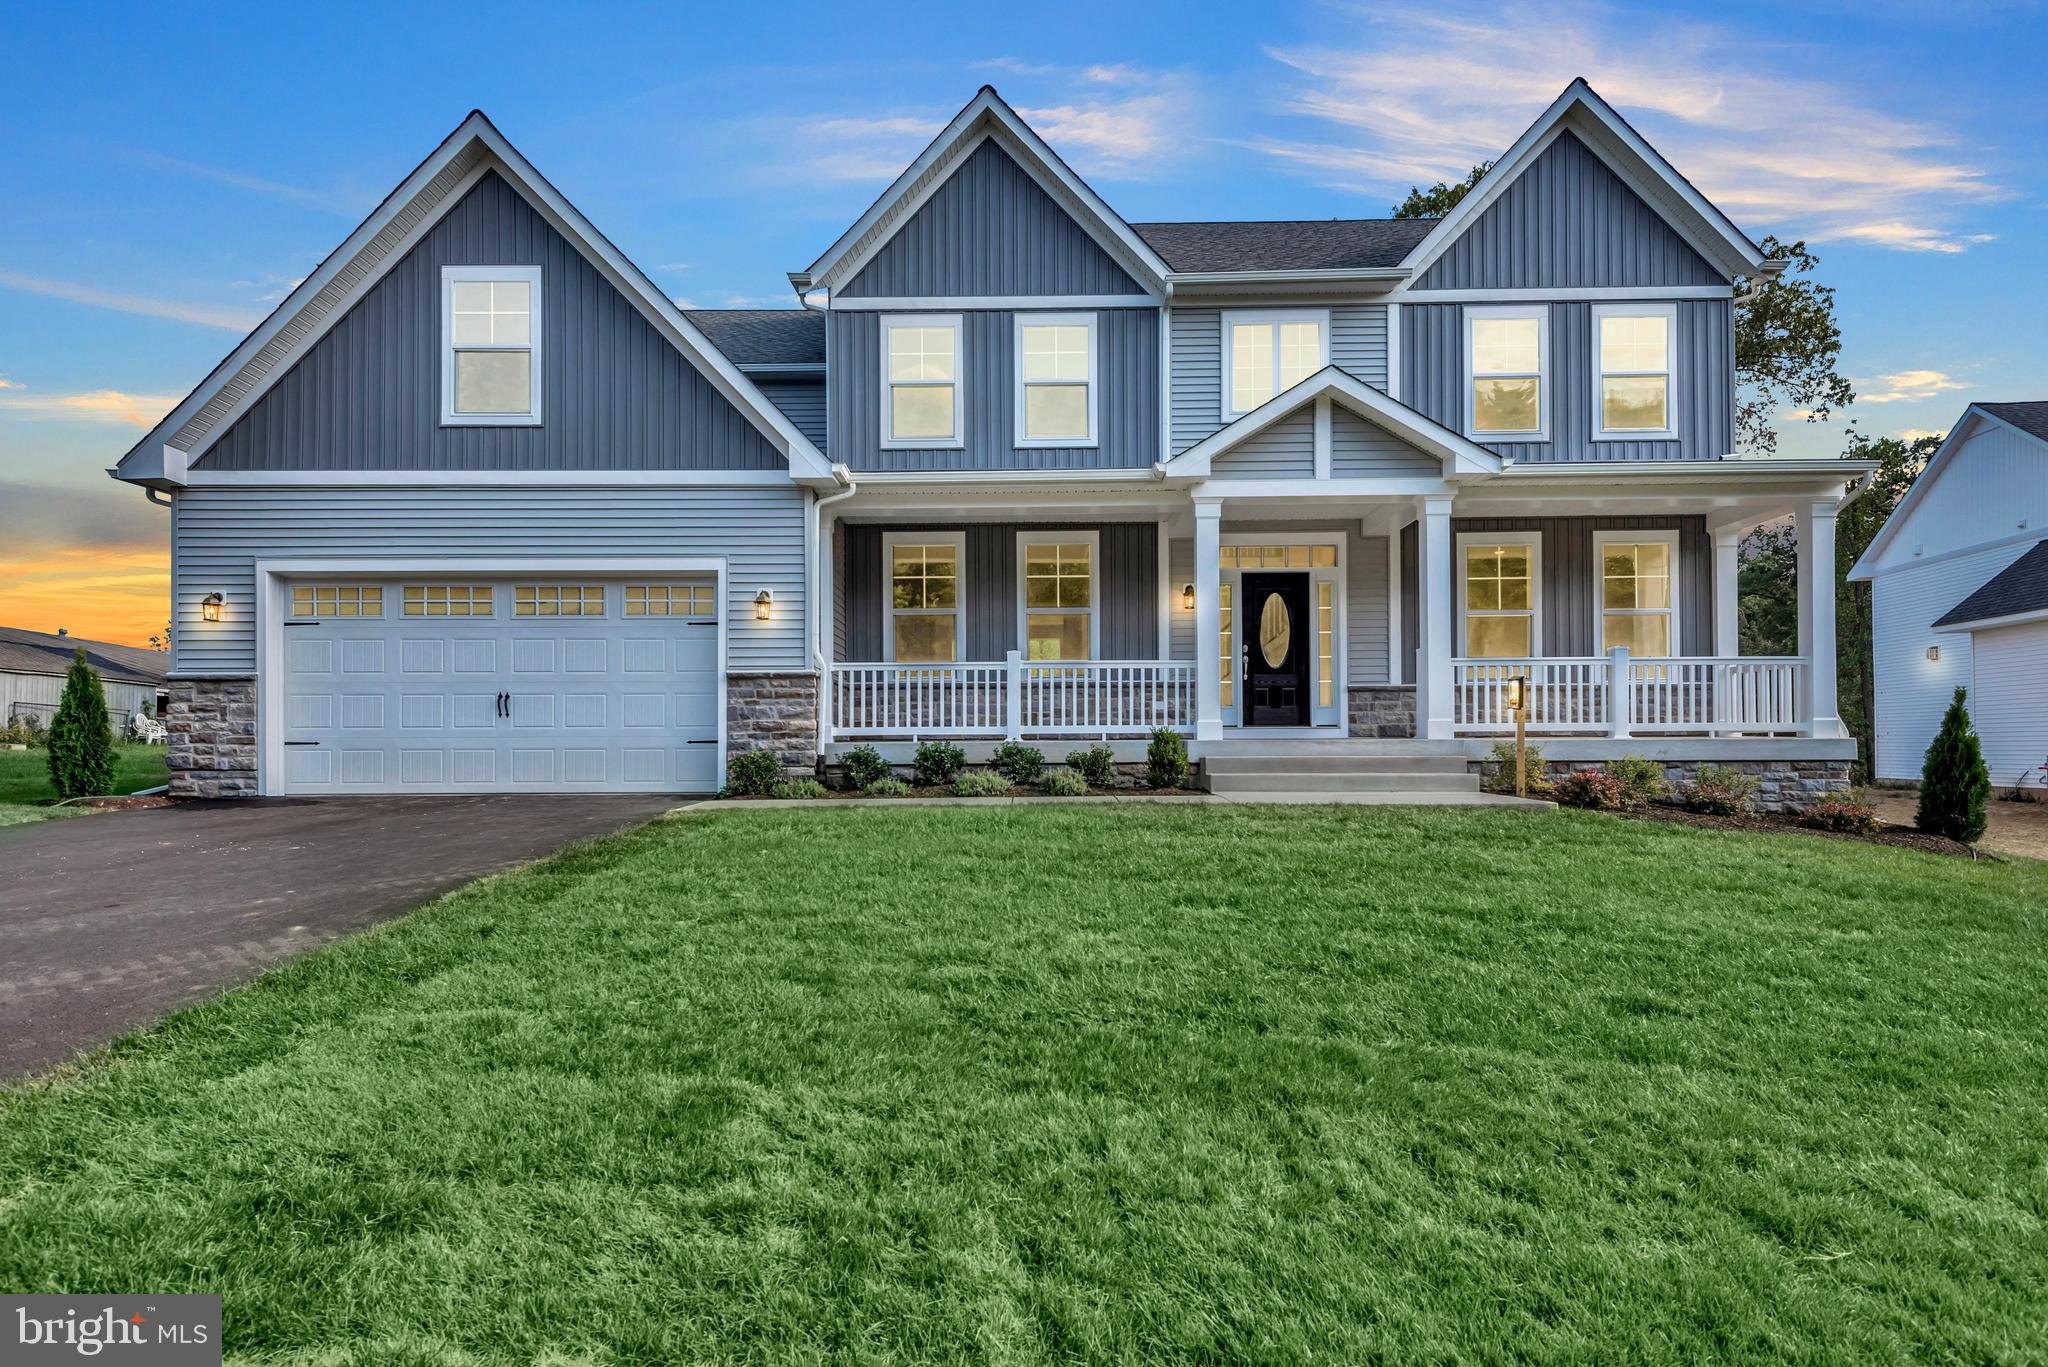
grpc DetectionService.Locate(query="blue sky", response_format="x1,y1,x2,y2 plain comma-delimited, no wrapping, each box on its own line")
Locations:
2,0,2043,641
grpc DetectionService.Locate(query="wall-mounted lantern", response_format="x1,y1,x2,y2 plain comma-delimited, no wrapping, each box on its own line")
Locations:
1180,583,1196,612
200,592,224,623
753,589,773,621
1926,645,1940,662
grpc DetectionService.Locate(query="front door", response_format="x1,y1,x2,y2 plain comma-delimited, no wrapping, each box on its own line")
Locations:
1240,573,1311,726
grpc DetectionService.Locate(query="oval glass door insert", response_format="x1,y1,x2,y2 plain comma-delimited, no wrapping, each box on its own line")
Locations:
1259,594,1291,668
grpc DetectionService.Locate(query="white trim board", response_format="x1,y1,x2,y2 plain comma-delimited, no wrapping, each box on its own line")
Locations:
829,294,1153,311
180,469,797,487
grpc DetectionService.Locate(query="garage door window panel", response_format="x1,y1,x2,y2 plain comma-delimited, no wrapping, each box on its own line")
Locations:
292,585,383,618
404,585,494,618
515,585,605,617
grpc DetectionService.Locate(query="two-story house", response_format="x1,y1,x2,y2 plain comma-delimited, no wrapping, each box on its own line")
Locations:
114,80,1863,805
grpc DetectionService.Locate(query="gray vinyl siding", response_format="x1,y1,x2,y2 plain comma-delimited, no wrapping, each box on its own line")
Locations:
1168,305,1388,457
1331,408,1440,477
1414,132,1725,290
1331,305,1388,387
756,378,827,452
1213,409,1313,477
838,522,1158,661
838,141,1148,299
169,486,809,675
1168,537,1194,661
1349,535,1390,685
1403,299,1733,462
827,308,1157,471
1400,521,1418,685
196,172,783,473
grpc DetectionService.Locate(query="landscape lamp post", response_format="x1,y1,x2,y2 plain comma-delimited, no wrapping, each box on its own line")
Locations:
1506,673,1531,798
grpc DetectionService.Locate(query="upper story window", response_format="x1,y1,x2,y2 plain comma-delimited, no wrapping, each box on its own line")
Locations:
1592,304,1677,440
1224,310,1327,418
1456,533,1541,658
884,532,964,662
1465,306,1548,442
441,266,541,426
1018,533,1098,661
881,315,962,448
1015,314,1096,447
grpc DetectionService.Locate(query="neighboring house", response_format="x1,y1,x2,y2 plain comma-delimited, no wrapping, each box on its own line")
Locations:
1850,402,2048,785
0,627,167,731
114,80,1864,802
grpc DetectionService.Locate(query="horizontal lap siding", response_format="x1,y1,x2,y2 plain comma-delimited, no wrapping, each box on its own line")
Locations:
171,487,809,675
1170,306,1388,458
1350,536,1390,684
1449,515,1712,657
1330,305,1388,389
1168,538,1194,661
198,172,782,472
1213,409,1313,477
1331,408,1439,477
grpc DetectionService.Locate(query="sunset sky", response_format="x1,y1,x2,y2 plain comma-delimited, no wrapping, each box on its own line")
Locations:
5,0,2043,646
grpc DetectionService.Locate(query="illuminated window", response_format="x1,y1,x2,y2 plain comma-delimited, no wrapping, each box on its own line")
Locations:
1224,312,1326,416
1019,536,1096,661
625,584,716,617
885,534,963,662
1597,533,1677,656
1457,536,1539,658
290,585,382,617
514,585,604,617
403,585,493,617
1593,305,1676,438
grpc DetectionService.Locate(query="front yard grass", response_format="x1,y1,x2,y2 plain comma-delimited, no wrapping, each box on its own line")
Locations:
0,742,169,822
2,805,2043,1361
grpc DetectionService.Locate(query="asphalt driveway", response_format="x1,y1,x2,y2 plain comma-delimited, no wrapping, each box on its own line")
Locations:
0,795,677,1080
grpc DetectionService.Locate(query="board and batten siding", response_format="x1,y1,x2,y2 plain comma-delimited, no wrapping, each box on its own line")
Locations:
196,172,784,473
1169,305,1388,456
169,486,810,676
1414,132,1724,291
827,308,1158,471
838,523,1158,662
1403,300,1732,462
838,141,1148,299
756,378,827,453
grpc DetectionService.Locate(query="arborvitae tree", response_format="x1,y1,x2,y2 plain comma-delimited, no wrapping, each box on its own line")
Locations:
46,648,116,799
1917,686,1990,844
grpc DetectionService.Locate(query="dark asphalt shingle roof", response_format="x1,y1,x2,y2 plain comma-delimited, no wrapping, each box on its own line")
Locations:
1935,540,2048,628
1130,218,1437,273
683,309,824,366
0,627,168,686
1980,402,2048,444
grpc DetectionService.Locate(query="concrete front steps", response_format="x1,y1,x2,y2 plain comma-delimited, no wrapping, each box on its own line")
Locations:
1197,752,1551,808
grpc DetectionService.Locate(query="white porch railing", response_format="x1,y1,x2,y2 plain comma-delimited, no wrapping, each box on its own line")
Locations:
827,652,1196,741
1452,648,1809,737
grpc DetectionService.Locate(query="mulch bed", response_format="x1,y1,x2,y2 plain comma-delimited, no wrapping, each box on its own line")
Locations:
61,795,175,812
1614,801,1985,859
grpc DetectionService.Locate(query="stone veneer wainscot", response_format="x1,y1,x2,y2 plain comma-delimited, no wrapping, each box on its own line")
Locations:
727,673,819,772
165,677,258,797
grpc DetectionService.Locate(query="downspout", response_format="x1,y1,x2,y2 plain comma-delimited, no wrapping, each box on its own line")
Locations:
810,464,858,758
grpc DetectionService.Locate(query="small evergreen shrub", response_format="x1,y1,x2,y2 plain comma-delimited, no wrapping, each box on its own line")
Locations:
989,742,1046,784
725,749,782,797
770,778,828,800
867,777,913,798
1481,738,1551,796
1065,744,1118,788
1146,728,1189,789
1552,768,1627,810
1677,763,1760,816
1917,687,1991,844
46,650,116,799
1799,795,1881,834
1039,770,1089,797
912,741,967,787
1,714,45,746
839,744,891,791
953,769,1013,797
1607,755,1669,808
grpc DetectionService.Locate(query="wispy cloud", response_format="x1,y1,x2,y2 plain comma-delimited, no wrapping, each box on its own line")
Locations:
0,376,19,390
0,387,181,427
1255,4,2002,253
1857,369,1968,403
137,151,368,216
0,268,260,331
1895,427,1947,442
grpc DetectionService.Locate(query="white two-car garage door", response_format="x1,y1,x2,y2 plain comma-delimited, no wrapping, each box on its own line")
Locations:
280,578,720,794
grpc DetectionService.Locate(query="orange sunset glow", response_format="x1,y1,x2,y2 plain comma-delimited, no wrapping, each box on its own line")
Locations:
0,539,169,647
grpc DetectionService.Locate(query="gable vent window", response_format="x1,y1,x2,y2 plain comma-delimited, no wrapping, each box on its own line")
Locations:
442,265,542,425
881,315,962,448
1592,304,1677,440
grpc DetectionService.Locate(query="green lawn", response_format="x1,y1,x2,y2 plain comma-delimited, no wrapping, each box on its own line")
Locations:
3,806,2043,1362
0,742,169,820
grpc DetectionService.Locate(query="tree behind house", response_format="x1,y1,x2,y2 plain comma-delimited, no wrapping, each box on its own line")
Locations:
46,648,117,799
1918,687,1990,844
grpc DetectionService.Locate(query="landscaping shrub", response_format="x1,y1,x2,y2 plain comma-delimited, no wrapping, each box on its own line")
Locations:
912,741,967,787
1039,770,1088,797
1677,763,1760,816
1607,755,1669,808
1,713,45,746
952,770,1012,797
1800,795,1881,834
769,778,828,801
725,749,782,797
989,742,1046,784
1146,728,1189,789
1552,768,1627,810
1918,687,1991,844
1481,738,1550,796
867,778,913,798
45,650,115,799
839,744,891,792
1064,744,1118,788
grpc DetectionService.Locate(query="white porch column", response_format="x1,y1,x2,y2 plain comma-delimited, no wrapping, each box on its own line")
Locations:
1713,525,1743,660
1796,499,1844,738
1194,500,1224,740
1415,494,1455,740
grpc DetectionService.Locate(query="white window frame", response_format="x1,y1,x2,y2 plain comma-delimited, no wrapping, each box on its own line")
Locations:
1590,303,1679,441
881,531,967,662
1221,308,1331,420
1454,531,1545,658
1463,305,1549,443
1013,313,1098,448
1215,531,1348,730
441,265,542,427
879,314,964,449
1593,530,1681,657
1014,530,1102,663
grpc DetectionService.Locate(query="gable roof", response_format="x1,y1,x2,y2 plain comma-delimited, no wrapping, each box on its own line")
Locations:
1934,539,2048,630
1165,367,1502,479
793,86,1171,298
0,627,167,687
113,112,833,485
683,309,825,368
1131,219,1435,273
1849,402,2048,580
1979,402,2048,444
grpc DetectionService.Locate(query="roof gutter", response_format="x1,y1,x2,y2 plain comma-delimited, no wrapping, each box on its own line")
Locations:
1164,266,1409,299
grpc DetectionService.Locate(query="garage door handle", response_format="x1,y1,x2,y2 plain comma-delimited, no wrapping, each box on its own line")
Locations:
496,691,509,718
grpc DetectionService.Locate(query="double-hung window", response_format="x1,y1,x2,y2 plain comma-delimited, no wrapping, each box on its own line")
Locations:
1592,304,1677,439
884,533,963,662
1465,306,1547,441
1224,311,1327,417
1015,314,1096,446
442,265,541,425
881,315,963,447
1596,532,1677,656
1456,534,1541,658
1018,533,1097,661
